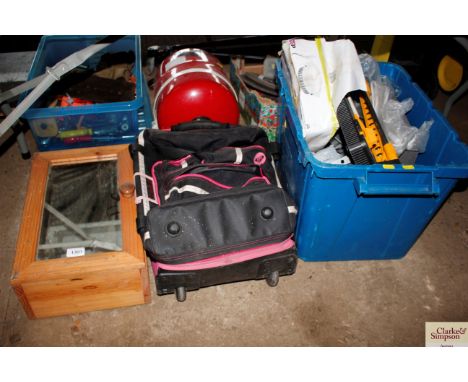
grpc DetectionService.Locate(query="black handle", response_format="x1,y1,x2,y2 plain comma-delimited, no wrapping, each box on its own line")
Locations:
171,118,235,132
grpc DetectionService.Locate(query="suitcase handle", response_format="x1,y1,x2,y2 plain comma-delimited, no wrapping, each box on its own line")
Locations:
171,118,234,132
353,170,441,196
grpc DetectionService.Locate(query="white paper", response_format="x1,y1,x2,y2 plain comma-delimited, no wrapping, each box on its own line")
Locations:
282,38,367,152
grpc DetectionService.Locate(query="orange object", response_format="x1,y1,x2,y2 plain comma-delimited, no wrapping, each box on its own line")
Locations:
358,96,398,162
128,75,137,84
438,55,463,92
59,95,93,107
365,80,372,98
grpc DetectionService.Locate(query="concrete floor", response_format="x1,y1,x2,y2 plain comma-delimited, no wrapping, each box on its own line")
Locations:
0,93,467,347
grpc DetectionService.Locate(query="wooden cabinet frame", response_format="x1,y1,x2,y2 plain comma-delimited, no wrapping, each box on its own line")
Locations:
11,145,150,319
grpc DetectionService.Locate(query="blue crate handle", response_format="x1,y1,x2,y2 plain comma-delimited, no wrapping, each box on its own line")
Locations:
353,170,440,196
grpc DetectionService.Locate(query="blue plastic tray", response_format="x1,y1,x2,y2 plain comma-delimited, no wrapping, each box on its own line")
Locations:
277,61,468,261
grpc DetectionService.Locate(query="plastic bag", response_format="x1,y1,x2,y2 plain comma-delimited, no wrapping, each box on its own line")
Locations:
313,144,350,165
370,76,416,155
380,98,418,155
360,54,432,155
359,53,381,84
407,119,433,153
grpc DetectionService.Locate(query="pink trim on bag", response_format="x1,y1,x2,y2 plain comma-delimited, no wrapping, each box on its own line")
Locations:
195,163,251,168
173,173,232,189
254,152,266,166
258,166,271,182
152,237,295,275
241,176,271,187
175,173,271,189
173,162,252,169
168,154,192,166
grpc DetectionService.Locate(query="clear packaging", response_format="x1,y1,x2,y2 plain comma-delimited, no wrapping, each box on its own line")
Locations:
407,119,433,153
313,145,350,165
380,98,417,155
359,53,381,84
360,54,432,155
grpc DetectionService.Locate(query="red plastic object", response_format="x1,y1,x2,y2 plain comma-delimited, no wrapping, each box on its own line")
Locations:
63,136,93,144
59,96,93,107
154,49,239,130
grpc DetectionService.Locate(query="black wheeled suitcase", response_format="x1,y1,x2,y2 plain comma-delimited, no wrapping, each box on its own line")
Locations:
131,120,298,301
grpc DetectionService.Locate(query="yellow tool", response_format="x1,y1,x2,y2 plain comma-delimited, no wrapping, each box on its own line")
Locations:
359,96,398,162
346,95,398,163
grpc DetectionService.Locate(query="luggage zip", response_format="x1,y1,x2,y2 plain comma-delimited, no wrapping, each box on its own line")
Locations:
170,163,260,177
169,171,270,190
154,237,295,272
155,183,276,208
153,232,293,265
154,163,272,205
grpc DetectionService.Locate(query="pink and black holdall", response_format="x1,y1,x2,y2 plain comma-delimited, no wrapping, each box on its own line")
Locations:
131,119,297,301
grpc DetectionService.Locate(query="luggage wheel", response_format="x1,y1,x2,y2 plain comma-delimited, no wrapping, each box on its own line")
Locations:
266,271,279,287
175,286,187,302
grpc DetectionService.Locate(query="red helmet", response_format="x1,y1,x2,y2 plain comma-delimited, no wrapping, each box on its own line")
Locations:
154,49,240,130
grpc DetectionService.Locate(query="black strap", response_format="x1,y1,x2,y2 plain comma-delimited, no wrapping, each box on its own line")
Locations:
171,118,234,132
128,142,138,161
241,72,279,98
268,141,280,160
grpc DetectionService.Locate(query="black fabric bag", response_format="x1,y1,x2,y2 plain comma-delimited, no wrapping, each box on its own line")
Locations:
131,120,297,265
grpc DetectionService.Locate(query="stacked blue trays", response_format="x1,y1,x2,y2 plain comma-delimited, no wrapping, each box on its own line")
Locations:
21,35,152,151
277,61,468,262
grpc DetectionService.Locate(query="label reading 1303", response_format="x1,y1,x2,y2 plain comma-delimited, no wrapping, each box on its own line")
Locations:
66,247,85,258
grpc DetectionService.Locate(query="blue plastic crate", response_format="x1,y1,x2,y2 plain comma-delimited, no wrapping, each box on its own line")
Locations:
277,61,468,262
21,35,152,151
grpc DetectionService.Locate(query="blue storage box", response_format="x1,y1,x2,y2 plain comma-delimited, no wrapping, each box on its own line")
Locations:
277,61,468,262
21,35,152,151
